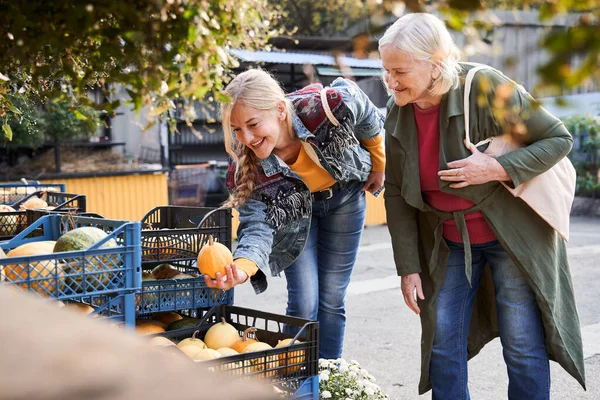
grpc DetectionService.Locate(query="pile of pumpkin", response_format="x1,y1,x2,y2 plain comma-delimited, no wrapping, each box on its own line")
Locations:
137,312,304,377
0,226,119,295
0,191,59,236
0,181,59,202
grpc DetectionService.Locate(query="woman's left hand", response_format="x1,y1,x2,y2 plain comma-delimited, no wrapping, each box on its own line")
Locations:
438,141,510,188
363,171,385,194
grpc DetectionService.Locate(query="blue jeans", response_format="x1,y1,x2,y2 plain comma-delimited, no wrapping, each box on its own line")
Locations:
430,240,550,400
283,181,366,359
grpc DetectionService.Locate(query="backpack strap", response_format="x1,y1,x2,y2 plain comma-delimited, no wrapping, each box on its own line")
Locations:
320,88,340,127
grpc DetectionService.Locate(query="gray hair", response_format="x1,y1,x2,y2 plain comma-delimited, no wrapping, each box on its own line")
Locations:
379,13,462,96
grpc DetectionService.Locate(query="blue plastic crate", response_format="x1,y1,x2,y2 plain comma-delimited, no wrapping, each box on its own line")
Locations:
0,182,66,205
0,214,141,326
136,261,233,314
292,375,318,400
64,292,136,325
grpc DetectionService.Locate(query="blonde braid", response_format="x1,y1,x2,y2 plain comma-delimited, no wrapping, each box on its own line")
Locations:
222,147,258,208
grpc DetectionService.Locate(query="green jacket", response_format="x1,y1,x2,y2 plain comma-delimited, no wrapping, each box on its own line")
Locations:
383,63,585,394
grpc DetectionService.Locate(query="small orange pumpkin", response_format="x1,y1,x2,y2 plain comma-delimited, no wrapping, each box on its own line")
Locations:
197,235,232,279
230,327,258,353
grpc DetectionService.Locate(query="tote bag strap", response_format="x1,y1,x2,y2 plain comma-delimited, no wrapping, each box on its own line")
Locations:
463,64,491,148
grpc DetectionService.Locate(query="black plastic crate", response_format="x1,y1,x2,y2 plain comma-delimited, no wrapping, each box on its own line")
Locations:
0,211,27,239
0,182,65,205
0,192,87,240
12,191,87,212
157,305,318,394
136,261,233,314
140,206,231,264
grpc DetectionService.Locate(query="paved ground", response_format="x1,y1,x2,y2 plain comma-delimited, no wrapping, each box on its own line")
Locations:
235,216,600,399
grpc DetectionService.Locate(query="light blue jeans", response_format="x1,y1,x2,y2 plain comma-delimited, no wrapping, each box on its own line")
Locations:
283,181,366,359
430,240,550,400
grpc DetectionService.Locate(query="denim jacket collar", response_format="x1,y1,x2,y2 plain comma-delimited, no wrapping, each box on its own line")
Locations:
259,111,315,177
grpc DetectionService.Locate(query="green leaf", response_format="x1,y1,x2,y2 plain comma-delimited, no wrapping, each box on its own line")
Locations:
2,124,13,141
73,109,88,120
5,101,21,115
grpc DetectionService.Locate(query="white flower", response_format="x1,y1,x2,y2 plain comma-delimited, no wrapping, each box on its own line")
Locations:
318,358,388,400
319,370,330,382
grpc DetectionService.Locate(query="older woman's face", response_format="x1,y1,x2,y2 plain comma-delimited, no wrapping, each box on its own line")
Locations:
380,45,439,108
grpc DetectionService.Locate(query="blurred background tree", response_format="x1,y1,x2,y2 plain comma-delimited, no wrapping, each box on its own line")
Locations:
270,0,598,95
0,0,597,144
0,98,101,149
0,0,284,140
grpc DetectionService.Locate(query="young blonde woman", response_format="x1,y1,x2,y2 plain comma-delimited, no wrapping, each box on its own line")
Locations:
204,69,385,359
380,12,584,399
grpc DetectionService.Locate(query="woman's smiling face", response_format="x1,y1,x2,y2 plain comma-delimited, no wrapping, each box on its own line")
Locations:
230,102,288,159
380,45,441,109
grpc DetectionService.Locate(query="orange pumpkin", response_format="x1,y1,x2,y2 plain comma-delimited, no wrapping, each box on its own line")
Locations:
3,241,61,296
230,327,258,353
275,338,305,375
197,235,232,279
243,342,279,377
135,320,167,335
142,224,183,260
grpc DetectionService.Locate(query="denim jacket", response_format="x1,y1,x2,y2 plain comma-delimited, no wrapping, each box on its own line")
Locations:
228,78,385,294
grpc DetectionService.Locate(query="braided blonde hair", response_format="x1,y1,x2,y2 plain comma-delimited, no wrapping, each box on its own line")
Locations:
221,69,294,208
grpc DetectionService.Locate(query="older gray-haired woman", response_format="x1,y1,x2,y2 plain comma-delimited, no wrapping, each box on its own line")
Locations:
380,12,585,399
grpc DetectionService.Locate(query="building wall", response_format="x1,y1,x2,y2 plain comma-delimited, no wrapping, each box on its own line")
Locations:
41,172,169,221
108,85,168,163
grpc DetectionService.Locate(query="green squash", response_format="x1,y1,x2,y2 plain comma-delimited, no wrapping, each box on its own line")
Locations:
54,227,119,293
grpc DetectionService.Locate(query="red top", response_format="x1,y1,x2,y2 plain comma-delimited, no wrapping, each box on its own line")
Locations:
413,103,496,244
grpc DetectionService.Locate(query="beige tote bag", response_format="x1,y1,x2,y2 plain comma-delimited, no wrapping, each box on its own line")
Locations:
463,63,576,241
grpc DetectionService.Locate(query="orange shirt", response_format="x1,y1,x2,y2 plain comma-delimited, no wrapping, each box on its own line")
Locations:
235,136,385,278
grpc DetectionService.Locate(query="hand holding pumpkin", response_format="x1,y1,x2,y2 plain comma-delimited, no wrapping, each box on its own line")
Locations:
203,262,248,290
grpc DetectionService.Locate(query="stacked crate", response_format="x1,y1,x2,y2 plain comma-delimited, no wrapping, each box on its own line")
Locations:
136,206,234,314
137,207,318,399
0,214,141,326
0,182,65,204
0,182,319,398
0,191,88,240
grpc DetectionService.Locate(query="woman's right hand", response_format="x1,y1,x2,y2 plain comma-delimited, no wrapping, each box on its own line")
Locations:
401,273,425,315
203,262,248,290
